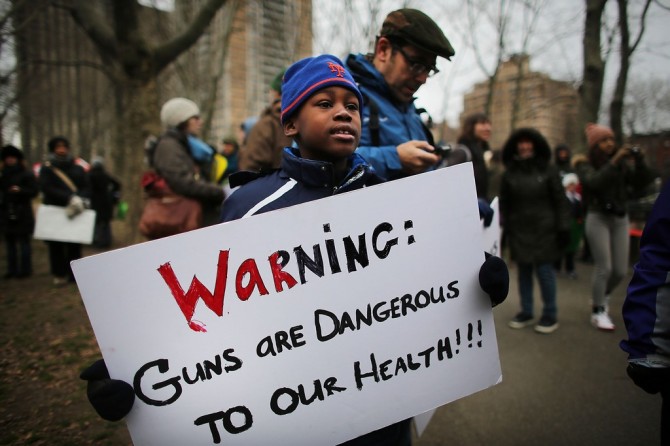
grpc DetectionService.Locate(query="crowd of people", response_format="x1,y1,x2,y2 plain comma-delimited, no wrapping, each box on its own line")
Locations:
1,5,666,445
1,136,123,285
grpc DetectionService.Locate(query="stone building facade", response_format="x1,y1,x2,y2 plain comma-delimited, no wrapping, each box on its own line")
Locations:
461,54,580,151
14,0,312,164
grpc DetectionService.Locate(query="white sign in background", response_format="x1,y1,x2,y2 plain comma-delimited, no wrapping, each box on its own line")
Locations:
73,163,502,446
33,204,96,244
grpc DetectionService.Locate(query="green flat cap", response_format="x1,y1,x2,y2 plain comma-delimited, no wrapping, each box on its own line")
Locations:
270,68,287,94
380,9,455,60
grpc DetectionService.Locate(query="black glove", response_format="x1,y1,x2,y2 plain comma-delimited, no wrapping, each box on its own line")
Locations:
626,362,670,395
557,230,570,248
80,359,135,421
479,253,509,307
478,199,494,228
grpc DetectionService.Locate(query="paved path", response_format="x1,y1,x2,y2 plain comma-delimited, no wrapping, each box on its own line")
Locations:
414,258,661,446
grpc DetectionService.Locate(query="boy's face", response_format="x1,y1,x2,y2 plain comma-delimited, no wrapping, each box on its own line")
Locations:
284,86,361,164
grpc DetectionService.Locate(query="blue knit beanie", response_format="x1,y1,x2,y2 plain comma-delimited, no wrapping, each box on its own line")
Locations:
280,54,363,125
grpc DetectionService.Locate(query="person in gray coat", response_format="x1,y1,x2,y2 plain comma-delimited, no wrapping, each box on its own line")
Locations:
152,98,226,227
500,128,571,334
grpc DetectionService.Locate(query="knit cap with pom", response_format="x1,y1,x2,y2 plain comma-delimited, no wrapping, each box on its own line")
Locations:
585,123,614,148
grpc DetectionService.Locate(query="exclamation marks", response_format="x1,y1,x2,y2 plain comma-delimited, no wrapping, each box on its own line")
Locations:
455,328,461,354
404,220,415,244
443,320,484,358
477,320,483,347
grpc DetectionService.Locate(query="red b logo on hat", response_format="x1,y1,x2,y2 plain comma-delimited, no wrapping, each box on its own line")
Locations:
328,62,346,78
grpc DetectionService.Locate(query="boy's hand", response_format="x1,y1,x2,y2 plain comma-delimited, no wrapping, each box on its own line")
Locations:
478,199,494,227
479,253,509,307
80,359,135,421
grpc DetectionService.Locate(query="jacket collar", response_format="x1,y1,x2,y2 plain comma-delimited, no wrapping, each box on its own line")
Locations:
280,147,382,191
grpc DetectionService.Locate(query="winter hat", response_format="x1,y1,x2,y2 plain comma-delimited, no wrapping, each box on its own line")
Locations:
160,97,200,128
562,172,579,188
47,136,70,152
585,123,614,148
280,54,363,125
1,144,23,161
270,68,286,94
91,156,105,168
380,9,455,60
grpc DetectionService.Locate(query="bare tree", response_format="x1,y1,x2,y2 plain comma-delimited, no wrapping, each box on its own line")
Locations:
58,0,234,242
624,74,670,135
609,0,652,145
1,0,45,147
579,0,610,151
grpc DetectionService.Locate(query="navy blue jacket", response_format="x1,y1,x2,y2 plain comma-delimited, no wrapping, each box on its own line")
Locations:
621,179,670,366
221,147,381,222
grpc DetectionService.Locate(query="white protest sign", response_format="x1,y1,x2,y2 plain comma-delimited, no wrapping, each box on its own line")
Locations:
73,163,502,446
34,204,96,244
413,196,503,437
482,197,501,256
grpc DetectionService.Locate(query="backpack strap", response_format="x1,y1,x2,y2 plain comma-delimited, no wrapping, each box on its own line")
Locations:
415,107,435,147
43,161,77,193
361,92,435,147
362,92,380,147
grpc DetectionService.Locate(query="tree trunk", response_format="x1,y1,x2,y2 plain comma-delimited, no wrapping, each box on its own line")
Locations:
578,0,608,152
115,78,161,245
609,0,628,146
609,0,652,145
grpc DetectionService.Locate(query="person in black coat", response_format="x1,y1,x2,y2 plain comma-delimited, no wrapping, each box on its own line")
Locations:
38,136,91,285
1,145,39,278
89,157,121,248
457,113,492,200
500,128,571,334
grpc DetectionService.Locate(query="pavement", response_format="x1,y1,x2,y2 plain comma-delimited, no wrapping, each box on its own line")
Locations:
413,257,662,446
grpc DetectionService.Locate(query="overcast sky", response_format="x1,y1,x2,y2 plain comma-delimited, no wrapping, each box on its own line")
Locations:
140,0,670,129
313,0,670,128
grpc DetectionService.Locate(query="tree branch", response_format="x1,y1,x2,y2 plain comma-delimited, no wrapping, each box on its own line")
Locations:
68,0,117,58
152,0,230,72
629,0,652,55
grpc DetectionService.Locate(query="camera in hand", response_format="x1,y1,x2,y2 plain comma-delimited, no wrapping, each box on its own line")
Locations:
434,144,452,158
629,145,642,158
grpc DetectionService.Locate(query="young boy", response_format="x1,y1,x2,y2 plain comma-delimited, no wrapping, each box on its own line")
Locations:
221,54,379,222
81,55,509,446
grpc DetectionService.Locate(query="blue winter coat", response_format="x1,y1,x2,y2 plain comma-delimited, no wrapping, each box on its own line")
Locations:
620,179,670,366
221,147,381,222
345,53,431,181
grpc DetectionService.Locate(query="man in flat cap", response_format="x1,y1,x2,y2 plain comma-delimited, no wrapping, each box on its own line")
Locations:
346,8,455,181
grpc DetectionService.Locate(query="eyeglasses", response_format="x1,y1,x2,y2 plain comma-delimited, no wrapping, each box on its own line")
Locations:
393,46,439,77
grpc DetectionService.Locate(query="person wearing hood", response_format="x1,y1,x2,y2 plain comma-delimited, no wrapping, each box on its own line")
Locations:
554,143,573,178
500,128,571,334
152,97,226,227
1,145,39,279
572,123,656,331
39,136,91,285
